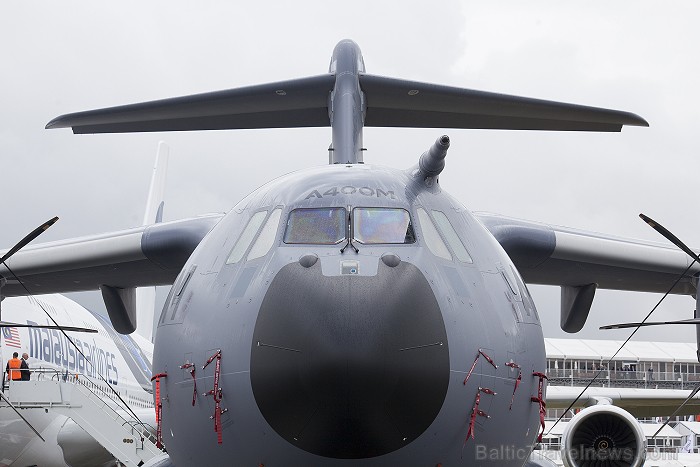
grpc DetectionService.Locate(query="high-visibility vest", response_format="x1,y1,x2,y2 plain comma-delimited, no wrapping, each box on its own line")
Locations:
7,358,22,380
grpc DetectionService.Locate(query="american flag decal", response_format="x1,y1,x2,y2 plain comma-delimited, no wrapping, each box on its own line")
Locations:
2,327,22,349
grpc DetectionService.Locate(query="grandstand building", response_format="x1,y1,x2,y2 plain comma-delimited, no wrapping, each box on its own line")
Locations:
546,338,700,390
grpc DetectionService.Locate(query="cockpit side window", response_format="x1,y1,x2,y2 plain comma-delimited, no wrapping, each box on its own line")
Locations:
247,208,283,261
352,208,415,244
431,210,473,263
283,207,347,245
226,210,268,264
416,208,452,260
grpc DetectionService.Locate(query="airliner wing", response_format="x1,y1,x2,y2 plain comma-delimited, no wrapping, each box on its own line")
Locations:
476,213,700,331
0,215,221,297
546,385,700,417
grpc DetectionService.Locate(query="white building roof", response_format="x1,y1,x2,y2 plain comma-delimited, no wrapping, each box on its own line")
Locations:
545,338,699,363
639,423,682,439
676,421,700,434
543,420,567,437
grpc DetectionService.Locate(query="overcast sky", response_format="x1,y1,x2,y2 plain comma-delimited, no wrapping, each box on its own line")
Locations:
2,1,699,343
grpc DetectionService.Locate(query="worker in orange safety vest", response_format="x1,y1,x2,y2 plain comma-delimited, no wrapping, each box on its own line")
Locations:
5,352,22,381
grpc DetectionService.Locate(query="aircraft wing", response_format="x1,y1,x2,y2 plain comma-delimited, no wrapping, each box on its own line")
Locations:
477,213,699,294
0,215,222,297
546,385,700,417
476,213,700,332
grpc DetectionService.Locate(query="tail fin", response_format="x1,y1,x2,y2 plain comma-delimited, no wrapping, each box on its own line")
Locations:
135,142,169,343
142,141,169,225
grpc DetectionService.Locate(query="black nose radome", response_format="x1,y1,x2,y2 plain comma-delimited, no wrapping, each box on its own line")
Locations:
251,261,449,459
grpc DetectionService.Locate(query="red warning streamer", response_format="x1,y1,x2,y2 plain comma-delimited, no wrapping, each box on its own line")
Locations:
531,371,548,442
150,372,168,449
464,387,495,444
180,363,198,406
203,350,227,444
463,349,498,386
505,362,522,410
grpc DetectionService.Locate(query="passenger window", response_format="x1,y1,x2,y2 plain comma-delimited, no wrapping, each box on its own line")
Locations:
416,208,451,260
283,208,347,244
226,210,268,264
247,208,282,261
431,211,473,263
352,208,415,244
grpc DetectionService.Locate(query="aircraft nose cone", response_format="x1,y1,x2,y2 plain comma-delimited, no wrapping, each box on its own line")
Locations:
251,261,449,459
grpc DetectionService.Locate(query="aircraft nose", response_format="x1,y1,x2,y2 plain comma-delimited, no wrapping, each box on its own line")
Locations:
250,260,449,459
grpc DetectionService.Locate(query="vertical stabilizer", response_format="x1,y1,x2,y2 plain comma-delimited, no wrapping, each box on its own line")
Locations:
135,142,169,342
328,40,366,164
142,141,169,225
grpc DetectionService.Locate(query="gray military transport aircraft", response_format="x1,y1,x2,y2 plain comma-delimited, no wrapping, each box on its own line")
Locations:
2,39,699,467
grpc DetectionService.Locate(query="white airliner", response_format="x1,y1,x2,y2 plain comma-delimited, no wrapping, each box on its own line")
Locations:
0,143,168,467
1,294,156,466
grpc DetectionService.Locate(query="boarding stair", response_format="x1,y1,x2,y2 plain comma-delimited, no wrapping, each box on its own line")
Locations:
2,373,163,466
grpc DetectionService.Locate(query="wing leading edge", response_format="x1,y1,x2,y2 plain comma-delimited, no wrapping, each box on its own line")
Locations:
0,215,222,297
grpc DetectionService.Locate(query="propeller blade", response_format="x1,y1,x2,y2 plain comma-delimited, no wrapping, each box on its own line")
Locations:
600,318,700,330
653,382,700,439
640,213,700,362
639,213,700,263
0,217,59,264
0,321,98,333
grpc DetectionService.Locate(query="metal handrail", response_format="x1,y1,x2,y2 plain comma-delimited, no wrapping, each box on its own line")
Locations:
4,368,161,449
70,376,161,448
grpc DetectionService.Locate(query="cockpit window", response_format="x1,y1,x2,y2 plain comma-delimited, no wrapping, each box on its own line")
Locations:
416,208,452,260
247,208,282,261
431,210,473,263
227,210,268,264
284,208,347,244
352,208,415,244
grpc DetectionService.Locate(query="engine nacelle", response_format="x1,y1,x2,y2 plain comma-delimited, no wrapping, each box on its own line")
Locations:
561,405,646,467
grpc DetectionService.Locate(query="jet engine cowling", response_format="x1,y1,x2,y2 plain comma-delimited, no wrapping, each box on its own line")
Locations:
561,404,646,467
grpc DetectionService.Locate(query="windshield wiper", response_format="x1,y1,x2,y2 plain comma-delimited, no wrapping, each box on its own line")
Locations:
340,237,358,254
340,211,359,253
